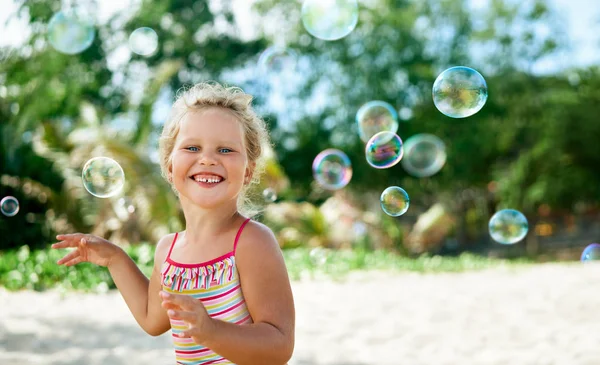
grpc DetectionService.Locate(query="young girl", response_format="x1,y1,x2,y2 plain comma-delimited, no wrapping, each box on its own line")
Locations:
51,82,295,365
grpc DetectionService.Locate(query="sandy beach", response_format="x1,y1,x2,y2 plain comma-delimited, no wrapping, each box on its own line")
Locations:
2,263,600,365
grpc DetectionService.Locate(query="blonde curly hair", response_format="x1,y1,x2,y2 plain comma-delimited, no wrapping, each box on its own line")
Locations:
158,81,271,217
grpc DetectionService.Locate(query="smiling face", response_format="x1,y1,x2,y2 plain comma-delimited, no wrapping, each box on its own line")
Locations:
169,107,254,210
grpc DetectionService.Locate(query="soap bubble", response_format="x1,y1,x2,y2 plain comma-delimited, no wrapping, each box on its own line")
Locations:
262,188,277,203
356,101,399,143
365,131,403,169
82,157,125,198
581,243,600,262
301,0,359,41
432,66,488,118
488,209,528,244
47,8,95,55
129,27,158,56
312,149,352,190
1,196,20,217
258,46,298,74
380,186,410,217
401,134,447,177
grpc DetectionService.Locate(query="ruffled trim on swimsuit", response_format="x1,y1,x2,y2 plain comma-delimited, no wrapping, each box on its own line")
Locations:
161,256,236,291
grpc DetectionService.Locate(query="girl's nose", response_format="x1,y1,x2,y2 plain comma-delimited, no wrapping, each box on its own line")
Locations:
198,152,217,165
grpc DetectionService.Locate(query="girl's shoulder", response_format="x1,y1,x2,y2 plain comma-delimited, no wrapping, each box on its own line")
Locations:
153,232,178,265
235,220,281,261
239,220,277,245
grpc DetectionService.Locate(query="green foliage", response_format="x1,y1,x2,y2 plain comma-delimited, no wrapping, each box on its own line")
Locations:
252,0,598,217
0,244,531,292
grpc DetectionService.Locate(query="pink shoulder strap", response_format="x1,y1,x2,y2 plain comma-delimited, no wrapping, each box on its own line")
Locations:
233,218,251,254
166,232,178,261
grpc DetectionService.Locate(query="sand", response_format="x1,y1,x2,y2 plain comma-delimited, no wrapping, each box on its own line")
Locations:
2,263,600,365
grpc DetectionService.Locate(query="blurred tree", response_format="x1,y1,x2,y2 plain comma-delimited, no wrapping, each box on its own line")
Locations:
251,0,599,216
0,0,267,250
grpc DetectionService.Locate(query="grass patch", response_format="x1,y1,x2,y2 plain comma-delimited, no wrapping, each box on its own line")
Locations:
0,244,533,293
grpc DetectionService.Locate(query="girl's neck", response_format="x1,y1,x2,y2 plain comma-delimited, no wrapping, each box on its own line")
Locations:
180,201,243,244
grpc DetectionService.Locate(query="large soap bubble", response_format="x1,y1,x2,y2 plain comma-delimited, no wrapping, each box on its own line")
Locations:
82,157,125,198
129,27,158,56
401,134,447,177
488,209,528,245
432,66,488,118
365,131,403,169
301,0,359,41
47,8,95,55
258,46,298,74
356,101,399,143
581,243,600,262
380,186,410,217
312,149,352,190
1,196,20,217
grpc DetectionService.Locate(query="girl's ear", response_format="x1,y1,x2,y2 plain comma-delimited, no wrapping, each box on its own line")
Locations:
244,161,256,185
167,164,173,182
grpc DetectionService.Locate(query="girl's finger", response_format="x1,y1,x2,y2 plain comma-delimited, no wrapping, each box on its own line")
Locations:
176,330,191,338
51,241,68,249
52,240,81,249
56,233,83,240
161,301,183,311
56,250,81,264
62,256,84,266
167,309,195,323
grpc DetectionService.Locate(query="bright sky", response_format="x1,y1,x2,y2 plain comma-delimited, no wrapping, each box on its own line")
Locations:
1,0,598,72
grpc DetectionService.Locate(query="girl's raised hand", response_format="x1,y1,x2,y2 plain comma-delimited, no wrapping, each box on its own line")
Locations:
160,290,216,345
51,233,123,268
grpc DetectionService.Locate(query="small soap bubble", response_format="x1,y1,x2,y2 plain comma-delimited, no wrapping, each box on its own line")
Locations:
262,188,277,203
301,0,359,41
47,8,95,55
1,196,20,217
356,101,399,143
401,134,447,177
128,27,158,56
581,243,600,262
312,149,352,190
365,131,403,169
258,46,297,74
432,66,488,118
82,157,125,198
380,186,410,217
488,209,528,244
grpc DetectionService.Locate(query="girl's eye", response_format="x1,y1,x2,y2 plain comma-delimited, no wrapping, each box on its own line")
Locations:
219,148,233,153
186,146,199,152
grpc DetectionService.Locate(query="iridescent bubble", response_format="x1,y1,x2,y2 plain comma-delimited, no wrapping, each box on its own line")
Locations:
301,0,359,41
1,196,20,217
380,186,409,217
128,27,158,56
82,157,125,198
47,9,95,55
262,188,277,203
488,209,528,245
258,46,297,74
356,101,399,143
312,149,352,190
401,134,447,177
365,131,403,169
581,243,600,262
432,66,488,118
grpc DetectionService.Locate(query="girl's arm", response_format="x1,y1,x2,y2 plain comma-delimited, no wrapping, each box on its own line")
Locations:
203,223,295,365
108,234,173,336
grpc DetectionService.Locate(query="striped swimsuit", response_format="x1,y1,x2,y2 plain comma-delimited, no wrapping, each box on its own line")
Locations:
161,218,254,364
